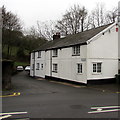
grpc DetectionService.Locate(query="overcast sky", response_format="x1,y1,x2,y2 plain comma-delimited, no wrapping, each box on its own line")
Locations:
1,0,120,28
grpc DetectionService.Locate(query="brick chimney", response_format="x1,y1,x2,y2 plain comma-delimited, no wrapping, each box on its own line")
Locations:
53,32,60,40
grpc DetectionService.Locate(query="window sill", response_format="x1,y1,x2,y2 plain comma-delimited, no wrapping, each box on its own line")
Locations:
72,54,80,56
52,56,58,57
92,73,102,75
52,71,58,73
77,73,83,75
36,69,39,70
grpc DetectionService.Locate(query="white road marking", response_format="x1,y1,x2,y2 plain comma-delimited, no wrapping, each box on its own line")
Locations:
88,108,120,114
91,106,120,109
0,112,27,116
0,115,12,119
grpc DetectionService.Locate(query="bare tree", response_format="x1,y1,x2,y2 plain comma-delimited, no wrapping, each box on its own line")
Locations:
91,3,106,27
26,21,57,41
55,4,87,35
2,6,22,58
105,7,118,23
2,6,22,31
36,21,57,40
85,3,117,29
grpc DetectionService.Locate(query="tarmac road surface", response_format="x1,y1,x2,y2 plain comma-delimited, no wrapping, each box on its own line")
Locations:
2,71,119,119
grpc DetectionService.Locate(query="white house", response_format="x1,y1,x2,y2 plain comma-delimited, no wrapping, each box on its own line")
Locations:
30,22,119,84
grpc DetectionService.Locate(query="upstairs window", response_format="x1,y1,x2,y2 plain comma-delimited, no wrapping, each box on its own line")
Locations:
72,45,80,56
53,49,58,57
93,63,102,73
52,64,58,73
38,51,41,58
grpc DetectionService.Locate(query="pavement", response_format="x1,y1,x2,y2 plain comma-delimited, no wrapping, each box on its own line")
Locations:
87,84,120,93
37,77,120,94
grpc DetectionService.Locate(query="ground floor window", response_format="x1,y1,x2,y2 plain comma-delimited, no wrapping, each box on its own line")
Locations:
41,64,43,70
77,63,83,74
36,63,40,70
52,64,58,73
92,62,102,73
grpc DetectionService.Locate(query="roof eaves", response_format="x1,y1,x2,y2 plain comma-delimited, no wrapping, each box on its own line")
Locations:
46,42,87,50
87,23,115,44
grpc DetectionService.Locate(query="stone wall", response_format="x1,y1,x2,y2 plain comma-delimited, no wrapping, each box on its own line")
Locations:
2,60,14,90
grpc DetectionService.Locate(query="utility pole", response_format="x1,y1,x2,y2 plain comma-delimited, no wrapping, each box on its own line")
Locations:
0,8,2,59
118,1,120,72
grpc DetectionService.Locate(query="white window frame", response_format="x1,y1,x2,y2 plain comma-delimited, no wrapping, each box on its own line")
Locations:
92,62,102,74
38,51,41,58
52,49,58,57
36,63,40,70
72,45,80,56
52,64,58,73
77,63,83,74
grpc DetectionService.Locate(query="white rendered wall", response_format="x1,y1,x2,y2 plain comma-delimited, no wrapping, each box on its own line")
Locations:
45,50,52,76
87,59,118,80
87,24,118,80
30,53,34,77
34,51,46,78
51,45,87,84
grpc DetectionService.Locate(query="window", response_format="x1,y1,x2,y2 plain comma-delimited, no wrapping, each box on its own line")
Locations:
72,45,80,55
36,63,40,70
77,63,83,74
41,64,43,70
38,51,41,58
53,49,58,57
92,63,102,73
52,64,58,73
32,53,35,59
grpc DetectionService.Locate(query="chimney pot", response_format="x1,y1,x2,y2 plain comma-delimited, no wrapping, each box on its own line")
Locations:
53,32,60,40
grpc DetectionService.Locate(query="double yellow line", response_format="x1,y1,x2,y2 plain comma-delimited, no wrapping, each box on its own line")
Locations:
0,92,21,97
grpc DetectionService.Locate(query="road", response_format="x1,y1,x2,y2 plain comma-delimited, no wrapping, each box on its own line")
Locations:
2,71,119,119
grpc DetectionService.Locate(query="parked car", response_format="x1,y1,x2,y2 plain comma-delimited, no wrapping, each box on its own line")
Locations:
25,66,30,71
25,66,30,75
17,66,24,71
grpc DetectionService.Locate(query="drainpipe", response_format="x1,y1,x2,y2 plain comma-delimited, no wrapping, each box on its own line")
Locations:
33,52,35,77
50,50,52,77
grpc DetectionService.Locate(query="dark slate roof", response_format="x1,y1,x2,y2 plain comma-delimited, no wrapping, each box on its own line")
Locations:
33,23,112,52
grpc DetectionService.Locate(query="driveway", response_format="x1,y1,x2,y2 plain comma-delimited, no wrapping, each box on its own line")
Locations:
2,71,119,119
